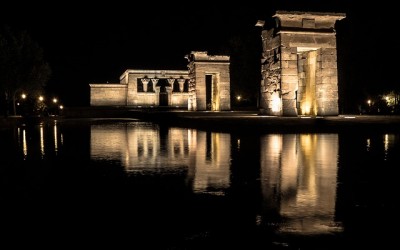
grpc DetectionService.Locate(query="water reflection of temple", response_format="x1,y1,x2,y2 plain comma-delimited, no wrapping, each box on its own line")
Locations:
260,134,342,234
90,123,231,194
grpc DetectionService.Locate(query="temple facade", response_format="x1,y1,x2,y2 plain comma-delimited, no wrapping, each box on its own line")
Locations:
90,51,230,111
259,11,345,116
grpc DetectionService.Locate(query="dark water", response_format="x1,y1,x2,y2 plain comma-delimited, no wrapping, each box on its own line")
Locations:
0,119,397,249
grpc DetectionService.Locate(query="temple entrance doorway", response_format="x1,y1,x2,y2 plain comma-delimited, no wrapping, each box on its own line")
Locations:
205,74,220,111
297,49,318,116
159,86,168,106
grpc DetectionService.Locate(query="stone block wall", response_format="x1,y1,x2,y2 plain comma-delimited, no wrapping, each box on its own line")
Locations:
90,84,127,106
187,51,230,111
171,93,190,107
259,11,345,116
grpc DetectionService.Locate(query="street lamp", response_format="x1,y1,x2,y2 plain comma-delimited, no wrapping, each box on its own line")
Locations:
367,99,371,106
21,93,27,99
53,98,58,103
38,96,44,101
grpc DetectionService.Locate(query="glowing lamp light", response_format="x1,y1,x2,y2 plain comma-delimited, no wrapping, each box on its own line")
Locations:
236,95,242,101
38,96,44,101
21,93,27,99
302,102,311,115
59,105,64,110
271,95,280,112
53,98,58,103
367,99,371,105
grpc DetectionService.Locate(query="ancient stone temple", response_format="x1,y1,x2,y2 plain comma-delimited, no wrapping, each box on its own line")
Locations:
90,51,230,111
259,11,345,116
187,51,230,111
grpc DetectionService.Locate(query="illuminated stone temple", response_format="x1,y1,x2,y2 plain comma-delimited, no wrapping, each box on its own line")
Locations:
259,11,345,116
90,51,230,111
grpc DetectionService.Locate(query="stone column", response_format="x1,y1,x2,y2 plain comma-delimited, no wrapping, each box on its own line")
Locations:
141,78,150,92
155,86,161,106
177,78,185,92
151,78,159,91
165,86,173,106
167,78,175,89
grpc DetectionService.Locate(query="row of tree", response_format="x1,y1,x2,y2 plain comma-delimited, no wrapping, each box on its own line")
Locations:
0,26,51,117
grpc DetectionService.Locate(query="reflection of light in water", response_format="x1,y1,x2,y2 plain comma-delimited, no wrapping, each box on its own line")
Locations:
54,122,58,154
90,123,231,195
260,134,341,235
383,134,396,161
90,123,187,169
237,139,240,150
384,134,389,160
40,124,44,158
22,129,27,159
188,129,195,146
190,132,231,194
366,138,370,152
298,134,317,206
17,127,21,147
91,124,130,161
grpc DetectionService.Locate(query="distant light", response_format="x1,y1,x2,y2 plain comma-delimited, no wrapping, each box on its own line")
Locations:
21,94,27,99
301,116,312,119
344,116,356,119
367,99,371,105
17,102,20,106
38,96,44,101
59,105,64,110
53,98,58,103
385,96,389,101
236,95,241,101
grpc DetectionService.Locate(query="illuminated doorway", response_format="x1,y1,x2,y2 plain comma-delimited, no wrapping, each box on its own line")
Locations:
205,74,220,111
297,49,318,116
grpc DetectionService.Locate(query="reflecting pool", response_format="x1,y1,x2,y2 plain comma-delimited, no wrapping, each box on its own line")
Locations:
1,119,397,249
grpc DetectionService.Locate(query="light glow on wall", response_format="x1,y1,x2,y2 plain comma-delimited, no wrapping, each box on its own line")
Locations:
302,102,311,115
271,94,281,112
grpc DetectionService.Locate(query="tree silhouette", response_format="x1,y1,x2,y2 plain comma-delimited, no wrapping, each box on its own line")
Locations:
0,26,51,116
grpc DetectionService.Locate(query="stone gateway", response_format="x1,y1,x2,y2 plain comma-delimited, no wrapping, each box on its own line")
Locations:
259,11,345,116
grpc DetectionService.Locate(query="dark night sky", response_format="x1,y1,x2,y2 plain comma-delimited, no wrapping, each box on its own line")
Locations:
1,1,397,112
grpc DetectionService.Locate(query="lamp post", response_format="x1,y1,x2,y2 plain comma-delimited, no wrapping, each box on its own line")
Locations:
17,93,27,116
